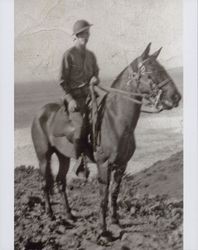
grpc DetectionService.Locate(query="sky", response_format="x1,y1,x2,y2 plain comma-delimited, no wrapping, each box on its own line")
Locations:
15,0,182,83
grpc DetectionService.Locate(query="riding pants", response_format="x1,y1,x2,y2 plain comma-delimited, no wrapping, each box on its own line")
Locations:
69,97,88,141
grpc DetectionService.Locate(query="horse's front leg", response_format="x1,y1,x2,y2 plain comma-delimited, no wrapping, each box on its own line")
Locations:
110,165,126,225
97,161,111,234
60,182,75,221
110,136,136,225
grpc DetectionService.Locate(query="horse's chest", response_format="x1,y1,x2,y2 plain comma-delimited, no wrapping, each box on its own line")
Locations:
98,106,136,164
97,128,135,164
114,133,135,164
117,130,135,159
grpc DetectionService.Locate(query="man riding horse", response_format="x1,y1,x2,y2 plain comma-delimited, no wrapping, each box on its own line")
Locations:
32,39,181,236
59,20,100,172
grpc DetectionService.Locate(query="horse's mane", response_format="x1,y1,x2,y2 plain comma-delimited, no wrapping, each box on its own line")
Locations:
111,67,127,87
111,58,138,88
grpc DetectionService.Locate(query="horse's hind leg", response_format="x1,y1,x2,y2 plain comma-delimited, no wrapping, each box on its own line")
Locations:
110,165,127,225
97,161,111,234
31,115,54,217
39,154,54,217
56,151,74,220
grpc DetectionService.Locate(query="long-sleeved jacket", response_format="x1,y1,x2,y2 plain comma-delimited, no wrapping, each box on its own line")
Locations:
60,46,99,102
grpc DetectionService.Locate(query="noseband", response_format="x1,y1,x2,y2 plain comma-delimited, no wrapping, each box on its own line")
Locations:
138,76,171,110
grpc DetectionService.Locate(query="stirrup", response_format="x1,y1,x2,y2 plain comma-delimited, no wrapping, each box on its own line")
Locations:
74,155,90,179
75,156,84,176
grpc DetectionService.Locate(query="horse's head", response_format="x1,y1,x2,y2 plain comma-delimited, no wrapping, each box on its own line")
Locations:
131,43,181,110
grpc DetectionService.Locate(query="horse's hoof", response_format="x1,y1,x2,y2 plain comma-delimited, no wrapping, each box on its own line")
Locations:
109,223,122,238
77,168,90,181
97,231,114,246
66,212,77,222
111,217,120,225
46,210,55,220
75,158,90,180
77,172,87,180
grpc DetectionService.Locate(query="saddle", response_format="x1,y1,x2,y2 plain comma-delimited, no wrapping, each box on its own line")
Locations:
51,85,108,149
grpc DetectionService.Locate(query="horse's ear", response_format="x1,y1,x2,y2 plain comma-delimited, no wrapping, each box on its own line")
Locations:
141,42,152,60
150,47,162,59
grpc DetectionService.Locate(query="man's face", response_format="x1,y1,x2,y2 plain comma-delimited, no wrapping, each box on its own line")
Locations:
76,29,90,46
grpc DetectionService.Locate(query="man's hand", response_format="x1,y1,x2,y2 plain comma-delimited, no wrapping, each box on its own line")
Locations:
68,99,77,112
89,76,99,86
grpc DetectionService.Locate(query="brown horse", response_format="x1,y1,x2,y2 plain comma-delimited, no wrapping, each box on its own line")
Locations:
31,43,181,236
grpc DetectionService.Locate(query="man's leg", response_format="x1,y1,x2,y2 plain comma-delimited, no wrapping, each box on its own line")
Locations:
69,111,86,176
69,111,84,157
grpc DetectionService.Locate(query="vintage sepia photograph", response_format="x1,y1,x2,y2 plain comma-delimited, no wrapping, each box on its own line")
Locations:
14,0,185,249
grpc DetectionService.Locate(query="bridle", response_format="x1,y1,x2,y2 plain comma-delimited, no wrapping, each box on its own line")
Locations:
98,58,171,112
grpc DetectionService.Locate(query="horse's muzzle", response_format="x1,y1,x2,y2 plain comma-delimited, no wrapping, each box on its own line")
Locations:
173,92,181,107
162,92,181,110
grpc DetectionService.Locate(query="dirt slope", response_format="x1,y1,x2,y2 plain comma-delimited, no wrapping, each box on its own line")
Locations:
15,151,183,250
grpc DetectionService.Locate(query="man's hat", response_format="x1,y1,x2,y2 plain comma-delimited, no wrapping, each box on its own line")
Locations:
72,20,93,36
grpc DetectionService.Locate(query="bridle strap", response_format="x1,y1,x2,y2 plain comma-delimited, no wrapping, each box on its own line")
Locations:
79,59,171,109
97,85,144,104
96,73,170,107
95,64,171,114
97,85,145,97
96,84,163,113
158,78,171,88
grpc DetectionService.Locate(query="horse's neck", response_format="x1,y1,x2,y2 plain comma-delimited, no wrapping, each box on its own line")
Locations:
111,59,138,90
105,64,142,131
111,66,130,90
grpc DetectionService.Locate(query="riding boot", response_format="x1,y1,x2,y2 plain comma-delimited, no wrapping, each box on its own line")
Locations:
83,142,95,162
73,139,85,176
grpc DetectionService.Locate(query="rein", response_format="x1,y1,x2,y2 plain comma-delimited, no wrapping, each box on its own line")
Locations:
74,59,171,113
97,85,144,105
97,75,170,110
96,55,172,113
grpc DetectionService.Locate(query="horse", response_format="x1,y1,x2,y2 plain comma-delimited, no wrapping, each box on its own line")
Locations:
31,43,181,237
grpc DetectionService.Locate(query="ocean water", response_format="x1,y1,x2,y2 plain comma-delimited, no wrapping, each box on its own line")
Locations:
15,68,183,130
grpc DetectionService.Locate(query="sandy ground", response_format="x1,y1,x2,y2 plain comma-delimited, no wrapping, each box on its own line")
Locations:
15,151,183,250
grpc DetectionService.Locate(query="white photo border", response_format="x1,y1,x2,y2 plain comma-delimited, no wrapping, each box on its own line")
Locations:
183,0,198,249
0,0,197,249
0,0,14,249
